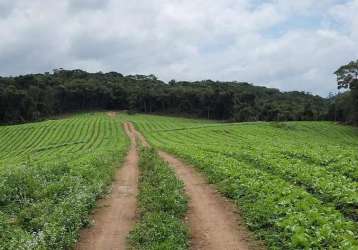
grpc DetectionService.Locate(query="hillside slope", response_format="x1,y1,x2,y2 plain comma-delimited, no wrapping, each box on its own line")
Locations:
127,114,358,249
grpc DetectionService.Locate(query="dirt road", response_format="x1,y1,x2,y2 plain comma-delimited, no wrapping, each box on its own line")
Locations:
76,122,139,250
130,122,261,250
106,111,117,118
159,151,258,250
127,122,149,148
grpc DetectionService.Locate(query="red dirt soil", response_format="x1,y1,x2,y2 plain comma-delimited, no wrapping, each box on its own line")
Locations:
76,122,139,250
158,151,262,250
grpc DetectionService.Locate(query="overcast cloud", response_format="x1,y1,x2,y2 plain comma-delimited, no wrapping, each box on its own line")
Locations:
0,0,357,96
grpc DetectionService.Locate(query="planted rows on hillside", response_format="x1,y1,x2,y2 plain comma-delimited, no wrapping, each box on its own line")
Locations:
127,114,358,249
0,113,128,249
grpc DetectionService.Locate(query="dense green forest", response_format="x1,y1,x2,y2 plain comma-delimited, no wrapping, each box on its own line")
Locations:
0,68,354,124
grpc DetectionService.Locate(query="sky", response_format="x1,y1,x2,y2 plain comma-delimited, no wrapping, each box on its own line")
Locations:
0,0,357,96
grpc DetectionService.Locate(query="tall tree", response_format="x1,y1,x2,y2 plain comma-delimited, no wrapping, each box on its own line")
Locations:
335,60,358,124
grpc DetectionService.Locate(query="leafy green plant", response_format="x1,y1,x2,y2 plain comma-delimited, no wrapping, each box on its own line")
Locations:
129,148,189,250
127,114,358,249
0,113,129,249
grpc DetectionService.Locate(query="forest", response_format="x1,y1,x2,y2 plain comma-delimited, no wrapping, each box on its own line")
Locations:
0,67,356,124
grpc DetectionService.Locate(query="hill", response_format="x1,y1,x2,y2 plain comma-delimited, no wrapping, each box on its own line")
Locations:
0,69,329,124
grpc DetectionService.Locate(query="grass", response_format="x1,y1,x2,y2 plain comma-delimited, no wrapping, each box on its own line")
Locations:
129,148,189,250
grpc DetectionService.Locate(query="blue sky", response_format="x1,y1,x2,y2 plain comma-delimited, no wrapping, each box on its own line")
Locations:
0,0,357,96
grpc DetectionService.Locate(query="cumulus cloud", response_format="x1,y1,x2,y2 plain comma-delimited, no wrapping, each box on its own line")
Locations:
0,0,357,96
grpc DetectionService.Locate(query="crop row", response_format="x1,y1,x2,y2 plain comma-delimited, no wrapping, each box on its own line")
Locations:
0,113,128,249
196,144,358,221
129,116,358,249
162,145,358,249
140,123,358,221
0,113,124,166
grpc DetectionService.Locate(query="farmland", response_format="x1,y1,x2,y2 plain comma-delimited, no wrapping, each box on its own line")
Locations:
129,148,189,249
1,112,358,249
127,114,358,249
0,113,128,249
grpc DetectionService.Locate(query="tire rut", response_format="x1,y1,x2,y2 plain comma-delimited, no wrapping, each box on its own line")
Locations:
76,122,139,250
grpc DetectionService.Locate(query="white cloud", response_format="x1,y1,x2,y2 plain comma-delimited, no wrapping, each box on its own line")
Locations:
0,0,357,96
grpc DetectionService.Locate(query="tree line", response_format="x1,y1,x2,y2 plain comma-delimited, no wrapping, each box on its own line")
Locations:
0,65,356,124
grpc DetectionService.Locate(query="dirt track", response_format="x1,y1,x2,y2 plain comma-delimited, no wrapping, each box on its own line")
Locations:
159,151,258,250
76,121,260,250
107,111,117,118
76,122,139,250
131,123,261,250
127,122,149,148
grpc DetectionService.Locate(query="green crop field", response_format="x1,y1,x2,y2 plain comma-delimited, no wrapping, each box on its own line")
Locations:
126,114,358,249
1,112,358,249
0,113,128,249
